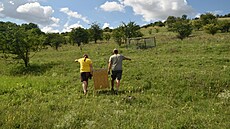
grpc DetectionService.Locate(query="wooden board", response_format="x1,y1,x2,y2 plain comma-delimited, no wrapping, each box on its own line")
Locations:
93,69,110,90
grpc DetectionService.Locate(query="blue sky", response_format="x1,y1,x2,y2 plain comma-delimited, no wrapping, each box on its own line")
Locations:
0,0,230,33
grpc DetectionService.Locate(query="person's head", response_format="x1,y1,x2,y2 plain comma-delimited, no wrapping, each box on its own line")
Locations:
113,48,118,54
83,54,88,61
83,54,88,58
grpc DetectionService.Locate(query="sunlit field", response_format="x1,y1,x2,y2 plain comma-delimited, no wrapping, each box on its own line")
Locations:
0,29,230,128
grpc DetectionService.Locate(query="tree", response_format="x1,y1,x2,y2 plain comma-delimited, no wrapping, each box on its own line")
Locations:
191,19,203,31
44,33,66,50
0,22,45,67
218,20,230,33
88,22,103,43
200,13,217,25
112,26,124,46
165,16,177,31
103,33,111,43
174,22,193,40
203,24,219,35
69,27,89,46
112,21,143,46
122,21,143,43
103,27,112,32
167,15,193,40
0,22,18,55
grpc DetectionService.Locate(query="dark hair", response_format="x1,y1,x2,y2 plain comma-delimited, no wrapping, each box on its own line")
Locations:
113,49,118,54
83,54,88,62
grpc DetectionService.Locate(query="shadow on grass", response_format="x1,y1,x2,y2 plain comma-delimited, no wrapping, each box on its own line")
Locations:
10,62,59,76
95,81,152,95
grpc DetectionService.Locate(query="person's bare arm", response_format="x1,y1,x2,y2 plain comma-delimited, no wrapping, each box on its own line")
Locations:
108,61,112,74
124,56,131,61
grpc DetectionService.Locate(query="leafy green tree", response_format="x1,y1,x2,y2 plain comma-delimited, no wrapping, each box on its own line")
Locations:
218,20,230,33
166,16,177,31
167,15,193,40
203,24,219,35
103,27,112,32
192,19,203,31
44,33,66,50
153,21,165,27
69,27,89,46
0,22,18,55
88,22,103,43
0,22,45,67
112,26,124,46
112,21,143,46
200,13,217,25
103,33,111,43
174,22,193,40
122,21,143,43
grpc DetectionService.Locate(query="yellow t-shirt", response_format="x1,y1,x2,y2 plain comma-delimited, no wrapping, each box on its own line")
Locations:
78,58,92,73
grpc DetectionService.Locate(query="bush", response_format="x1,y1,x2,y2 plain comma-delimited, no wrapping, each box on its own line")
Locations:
203,24,219,35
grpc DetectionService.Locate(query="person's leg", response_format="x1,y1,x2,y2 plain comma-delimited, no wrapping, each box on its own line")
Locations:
115,70,122,94
116,79,120,91
111,71,116,91
82,81,88,95
81,72,89,95
111,79,115,91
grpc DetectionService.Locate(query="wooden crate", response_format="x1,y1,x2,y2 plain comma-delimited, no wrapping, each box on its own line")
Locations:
93,69,110,90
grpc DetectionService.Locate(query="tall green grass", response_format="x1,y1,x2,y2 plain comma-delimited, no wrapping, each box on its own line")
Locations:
0,31,229,128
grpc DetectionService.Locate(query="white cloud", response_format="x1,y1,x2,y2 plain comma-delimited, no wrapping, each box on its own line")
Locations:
9,1,14,5
0,3,4,12
0,1,59,26
100,1,125,12
119,0,194,22
60,7,90,24
62,21,83,32
41,26,59,33
16,2,58,24
102,23,110,29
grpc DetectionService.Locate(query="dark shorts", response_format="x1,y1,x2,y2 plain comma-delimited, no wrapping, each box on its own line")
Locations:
111,70,122,80
81,72,91,82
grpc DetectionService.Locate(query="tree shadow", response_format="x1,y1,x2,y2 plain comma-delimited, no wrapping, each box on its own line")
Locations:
10,62,59,76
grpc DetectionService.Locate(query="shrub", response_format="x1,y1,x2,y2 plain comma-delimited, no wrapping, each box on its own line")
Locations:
203,24,219,35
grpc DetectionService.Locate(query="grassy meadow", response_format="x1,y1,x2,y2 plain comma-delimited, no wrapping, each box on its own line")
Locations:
0,28,230,128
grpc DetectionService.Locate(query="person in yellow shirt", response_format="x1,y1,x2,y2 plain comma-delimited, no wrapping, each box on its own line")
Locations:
75,54,93,95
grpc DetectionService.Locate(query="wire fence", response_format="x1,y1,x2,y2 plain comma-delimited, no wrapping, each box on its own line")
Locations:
126,37,156,49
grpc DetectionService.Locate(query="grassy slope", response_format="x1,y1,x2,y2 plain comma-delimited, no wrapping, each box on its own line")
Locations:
0,28,230,128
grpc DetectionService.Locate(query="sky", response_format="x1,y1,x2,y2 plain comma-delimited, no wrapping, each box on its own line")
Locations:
0,0,230,33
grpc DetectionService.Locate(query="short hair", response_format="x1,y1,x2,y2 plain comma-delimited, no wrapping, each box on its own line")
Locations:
113,48,118,54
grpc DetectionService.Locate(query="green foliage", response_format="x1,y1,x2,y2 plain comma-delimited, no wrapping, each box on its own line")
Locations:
69,27,89,46
0,32,230,128
200,13,218,25
166,15,193,40
218,20,230,32
44,33,66,50
203,24,220,35
89,22,103,43
175,22,193,40
0,22,45,67
166,16,177,30
103,27,112,32
112,21,143,46
112,26,124,46
103,32,111,42
192,19,203,30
